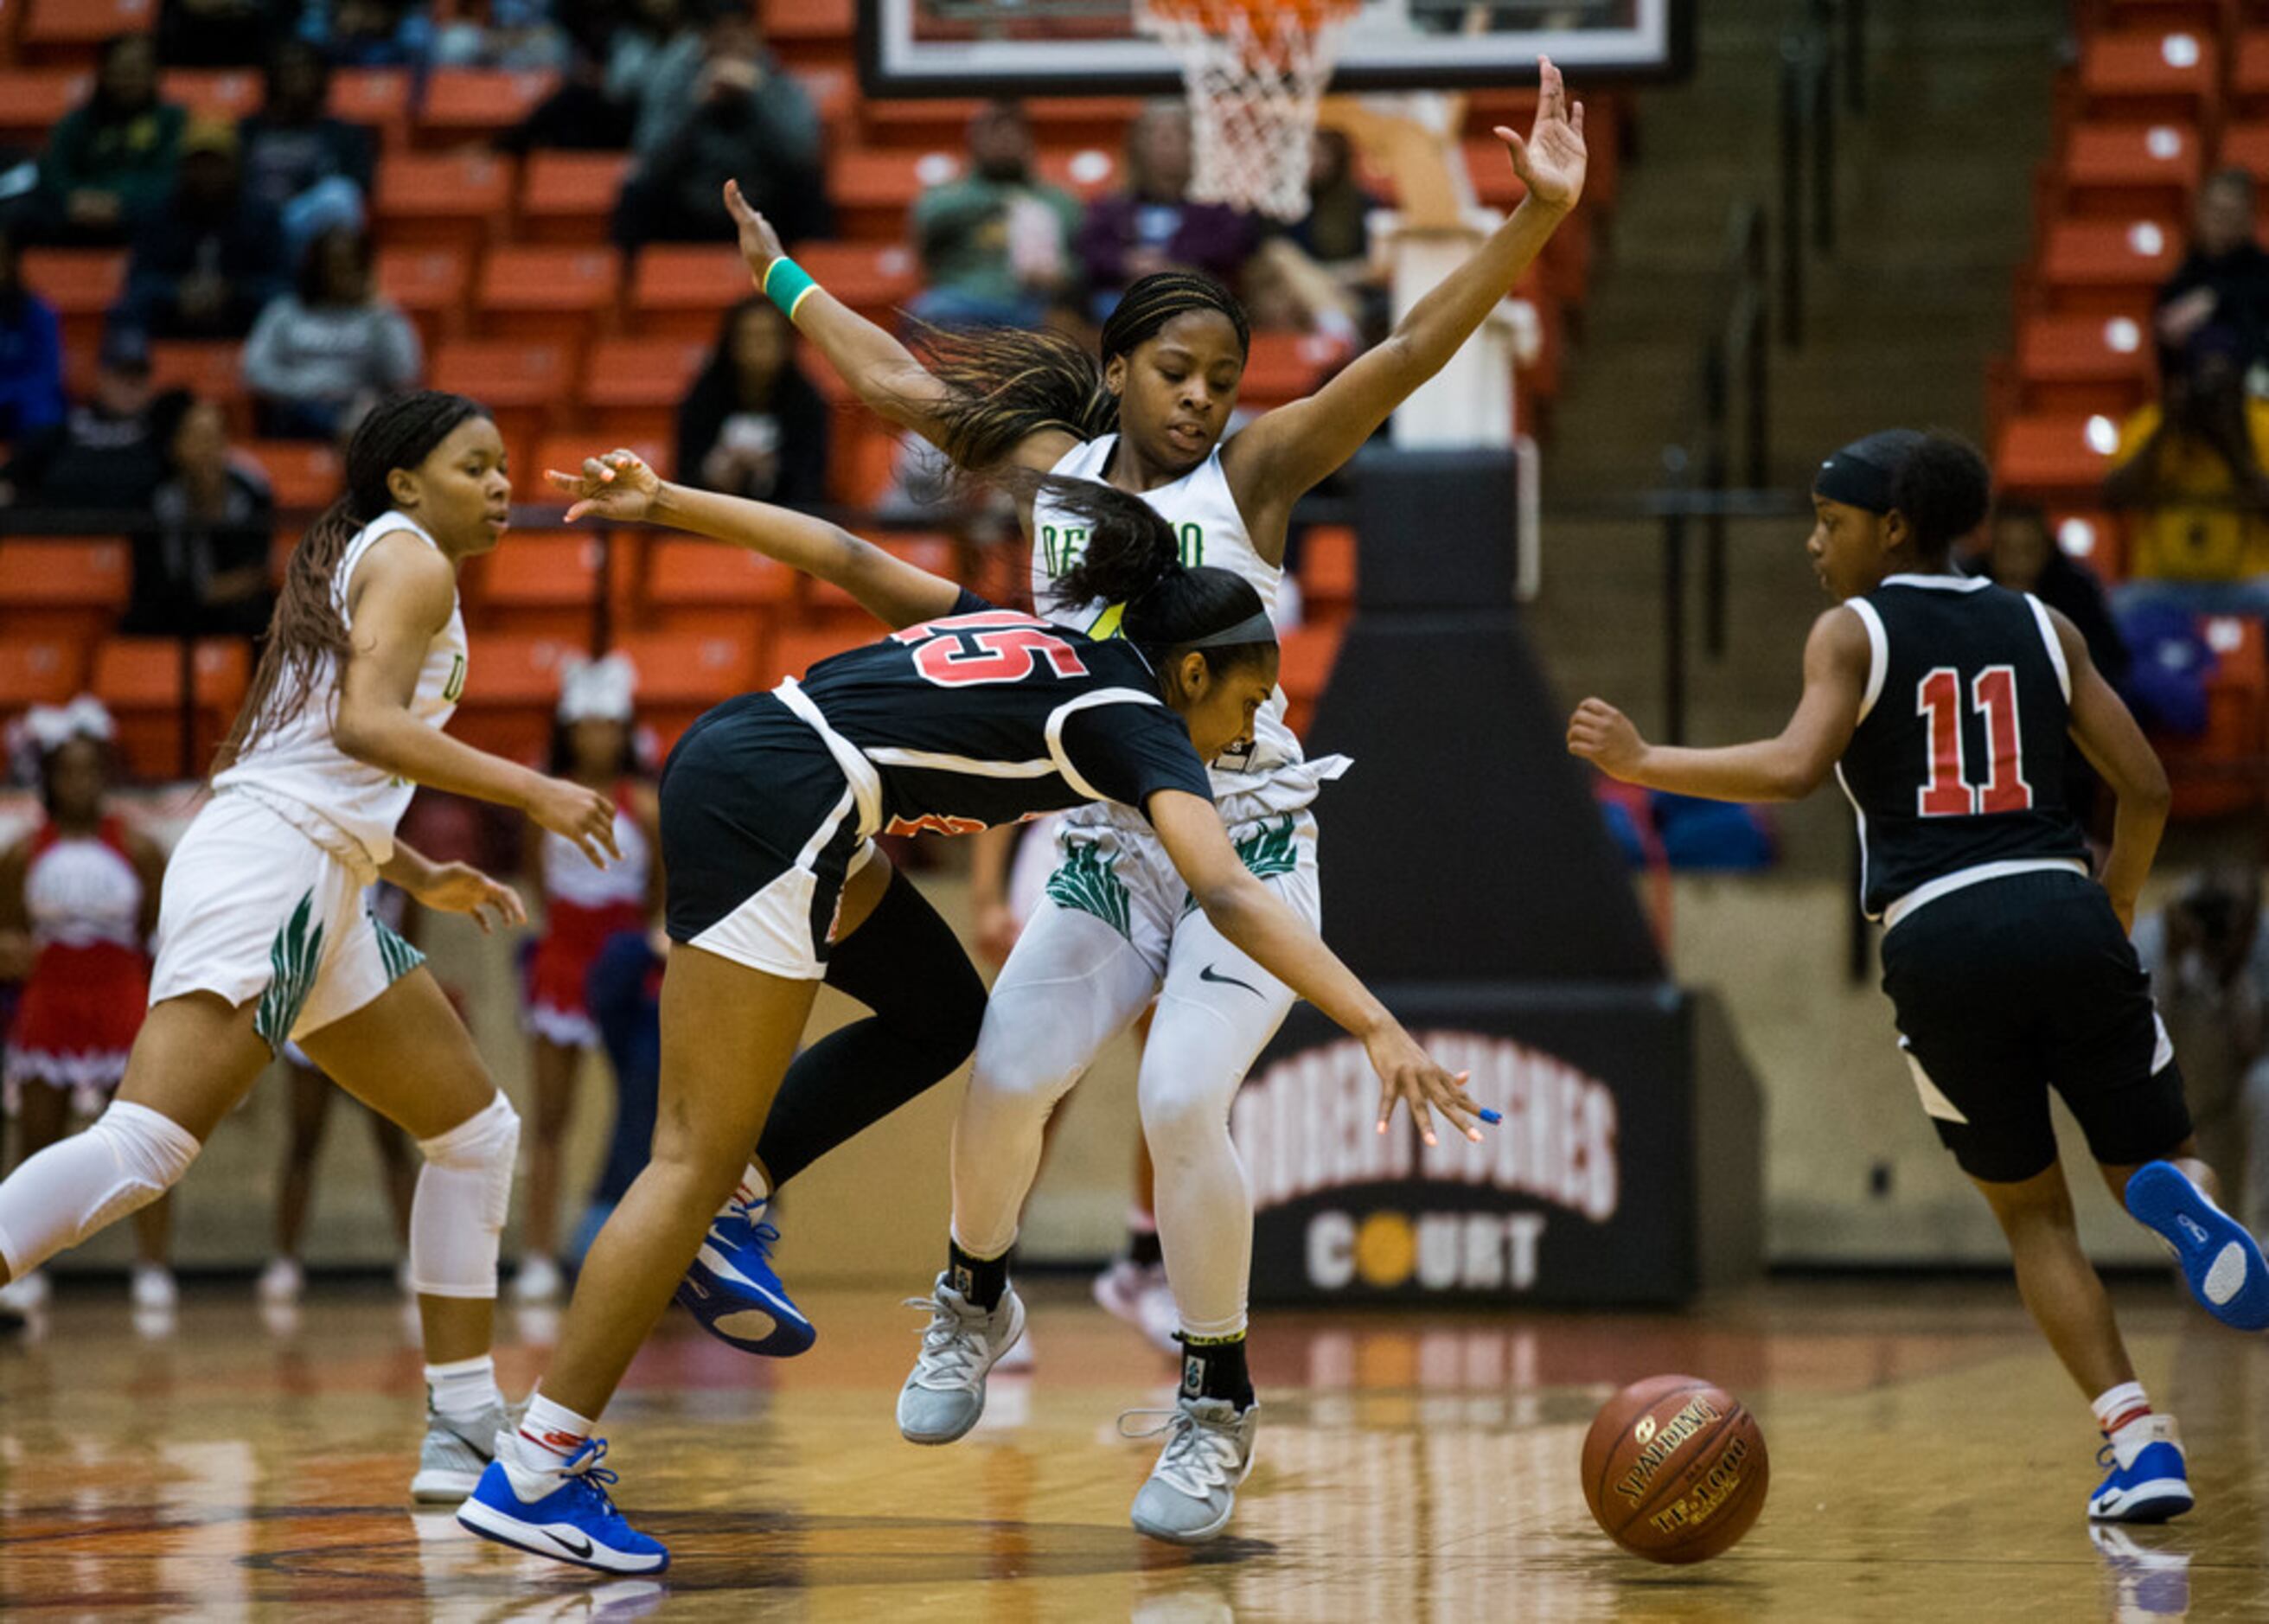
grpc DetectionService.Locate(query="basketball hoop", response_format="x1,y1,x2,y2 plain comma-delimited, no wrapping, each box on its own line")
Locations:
1135,0,1361,222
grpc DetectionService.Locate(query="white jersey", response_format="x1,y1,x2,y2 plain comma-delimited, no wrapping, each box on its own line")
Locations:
213,510,468,875
1032,434,1343,815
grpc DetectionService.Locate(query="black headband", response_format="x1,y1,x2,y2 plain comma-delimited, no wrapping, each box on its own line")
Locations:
1812,429,1926,515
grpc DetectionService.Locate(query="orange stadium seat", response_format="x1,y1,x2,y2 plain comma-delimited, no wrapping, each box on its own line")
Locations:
795,64,853,136
2059,122,2202,218
1238,331,1339,409
628,244,752,341
331,67,411,147
149,341,247,431
160,67,259,121
2078,30,2221,125
763,623,872,688
759,0,853,71
641,538,792,641
792,241,919,323
21,0,153,60
2014,312,2158,414
476,245,621,354
1994,413,2122,498
0,67,91,144
430,339,570,470
534,430,671,485
613,629,760,750
2046,509,2126,585
93,637,250,781
1297,525,1357,626
579,337,705,448
374,150,517,256
0,536,130,647
828,148,957,240
465,529,602,641
0,636,90,711
375,243,470,351
452,630,581,760
1277,621,1342,739
521,151,631,245
2038,218,2183,313
416,67,559,148
238,441,342,509
18,246,123,368
2235,32,2269,120
807,534,954,623
2099,1,2232,33
2220,120,2269,181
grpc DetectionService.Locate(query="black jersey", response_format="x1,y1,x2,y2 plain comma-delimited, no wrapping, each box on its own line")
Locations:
1835,574,2089,920
793,590,1215,835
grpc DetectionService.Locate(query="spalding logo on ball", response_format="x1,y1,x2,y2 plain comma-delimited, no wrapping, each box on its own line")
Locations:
1580,1373,1768,1563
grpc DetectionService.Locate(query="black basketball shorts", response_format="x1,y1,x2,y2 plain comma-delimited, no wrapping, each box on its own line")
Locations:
659,691,873,981
1878,868,2192,1184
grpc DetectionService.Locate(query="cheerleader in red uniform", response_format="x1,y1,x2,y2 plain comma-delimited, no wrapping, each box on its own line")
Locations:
514,653,660,1302
0,698,169,1315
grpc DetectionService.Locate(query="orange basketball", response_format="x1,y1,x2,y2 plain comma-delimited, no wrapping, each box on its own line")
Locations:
1580,1373,1768,1564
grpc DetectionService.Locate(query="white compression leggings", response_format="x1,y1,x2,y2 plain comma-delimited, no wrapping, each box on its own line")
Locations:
952,898,1296,1340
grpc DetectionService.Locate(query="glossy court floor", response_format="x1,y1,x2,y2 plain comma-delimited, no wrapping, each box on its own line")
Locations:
0,1276,2261,1621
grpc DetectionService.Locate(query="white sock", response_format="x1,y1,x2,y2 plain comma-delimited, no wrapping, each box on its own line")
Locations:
727,1162,769,1212
512,1388,596,1469
2093,1380,2151,1436
425,1354,500,1423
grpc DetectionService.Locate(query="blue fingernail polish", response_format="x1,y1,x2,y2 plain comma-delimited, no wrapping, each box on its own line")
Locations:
1479,1108,1503,1125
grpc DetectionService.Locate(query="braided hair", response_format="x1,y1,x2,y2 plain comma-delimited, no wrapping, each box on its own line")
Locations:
909,271,1251,473
218,391,489,768
1029,473,1274,678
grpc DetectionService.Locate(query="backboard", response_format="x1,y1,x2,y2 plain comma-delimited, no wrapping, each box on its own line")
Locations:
857,0,1694,97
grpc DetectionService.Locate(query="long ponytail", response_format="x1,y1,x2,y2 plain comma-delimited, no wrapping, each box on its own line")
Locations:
906,271,1251,474
1019,474,1274,675
217,391,489,769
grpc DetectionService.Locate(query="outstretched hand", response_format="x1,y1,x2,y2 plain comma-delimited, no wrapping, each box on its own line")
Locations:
410,861,527,936
1366,1025,1487,1148
545,449,662,524
1496,55,1587,212
724,177,787,286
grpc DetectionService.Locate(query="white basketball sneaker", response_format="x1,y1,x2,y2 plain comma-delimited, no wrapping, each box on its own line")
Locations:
896,1275,1025,1445
1123,1397,1259,1544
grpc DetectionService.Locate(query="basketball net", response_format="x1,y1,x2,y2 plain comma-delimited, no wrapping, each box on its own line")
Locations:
1136,0,1361,221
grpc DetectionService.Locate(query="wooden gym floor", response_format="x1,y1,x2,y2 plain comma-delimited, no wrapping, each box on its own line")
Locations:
0,1276,2261,1621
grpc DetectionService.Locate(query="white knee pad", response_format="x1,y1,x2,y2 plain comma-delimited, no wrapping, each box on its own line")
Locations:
0,1101,200,1280
407,1092,521,1299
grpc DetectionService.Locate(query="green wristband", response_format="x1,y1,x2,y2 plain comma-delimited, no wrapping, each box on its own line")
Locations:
763,256,818,320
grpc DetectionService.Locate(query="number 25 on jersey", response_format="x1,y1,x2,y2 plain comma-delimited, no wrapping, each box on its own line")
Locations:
1916,665,2034,817
892,611,1090,688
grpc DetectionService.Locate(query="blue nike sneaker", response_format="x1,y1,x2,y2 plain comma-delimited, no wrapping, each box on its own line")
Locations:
674,1195,816,1357
2125,1160,2269,1331
457,1435,669,1574
2087,1416,2194,1524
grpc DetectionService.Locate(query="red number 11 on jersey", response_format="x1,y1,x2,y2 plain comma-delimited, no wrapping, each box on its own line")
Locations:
1917,665,2034,816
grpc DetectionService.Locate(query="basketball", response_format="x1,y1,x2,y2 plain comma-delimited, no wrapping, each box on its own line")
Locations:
1581,1374,1769,1563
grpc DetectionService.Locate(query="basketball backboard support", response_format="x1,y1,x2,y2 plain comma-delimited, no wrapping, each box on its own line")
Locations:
858,0,1693,97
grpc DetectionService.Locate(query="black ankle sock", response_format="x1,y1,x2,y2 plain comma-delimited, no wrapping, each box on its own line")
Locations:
1128,1228,1164,1269
947,1237,1008,1311
1178,1331,1255,1410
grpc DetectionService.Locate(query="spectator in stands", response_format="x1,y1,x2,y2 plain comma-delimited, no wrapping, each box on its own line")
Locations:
1980,502,2127,826
158,0,302,68
122,119,292,341
303,0,437,69
504,0,688,154
239,42,376,264
674,295,827,504
2104,330,2269,613
2133,870,2269,1233
2157,168,2269,384
243,225,420,440
1076,101,1261,321
907,101,1083,330
126,395,276,639
0,329,180,512
18,35,186,248
433,0,574,72
615,3,825,251
0,227,66,442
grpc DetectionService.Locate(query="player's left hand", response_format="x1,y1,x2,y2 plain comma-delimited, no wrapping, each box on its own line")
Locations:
546,449,661,524
1497,56,1587,212
1567,697,1647,780
1366,1024,1485,1148
412,862,527,935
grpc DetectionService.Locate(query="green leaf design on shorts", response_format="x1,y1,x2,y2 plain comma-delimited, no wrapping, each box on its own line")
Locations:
374,911,425,984
1045,842,1133,940
254,890,327,1052
1233,815,1300,880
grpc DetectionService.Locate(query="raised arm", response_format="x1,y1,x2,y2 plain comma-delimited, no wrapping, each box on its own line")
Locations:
331,534,620,866
547,448,963,630
2052,608,2170,931
1567,607,1872,802
1147,789,1485,1144
1220,59,1587,524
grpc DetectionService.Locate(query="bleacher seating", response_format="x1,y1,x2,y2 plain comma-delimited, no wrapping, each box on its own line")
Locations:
0,0,1655,778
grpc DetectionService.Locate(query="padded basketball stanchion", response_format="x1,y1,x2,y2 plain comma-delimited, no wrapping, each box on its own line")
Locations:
1231,449,1764,1307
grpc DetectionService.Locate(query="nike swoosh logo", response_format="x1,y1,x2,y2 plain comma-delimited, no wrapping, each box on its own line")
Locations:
549,1529,594,1559
1199,963,1262,998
